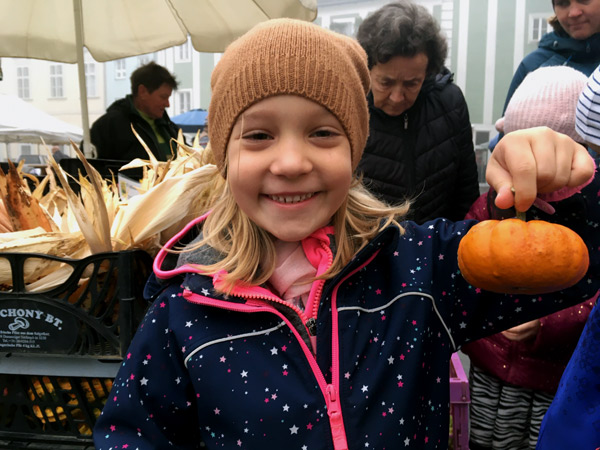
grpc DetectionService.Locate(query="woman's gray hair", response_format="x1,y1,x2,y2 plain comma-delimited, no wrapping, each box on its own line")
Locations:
356,0,448,76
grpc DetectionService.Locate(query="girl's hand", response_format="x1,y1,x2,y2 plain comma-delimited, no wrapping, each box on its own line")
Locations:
486,127,594,212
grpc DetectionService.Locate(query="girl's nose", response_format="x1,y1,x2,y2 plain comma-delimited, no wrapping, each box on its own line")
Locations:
270,137,313,177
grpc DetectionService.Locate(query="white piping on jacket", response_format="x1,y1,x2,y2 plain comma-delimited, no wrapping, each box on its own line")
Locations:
184,322,287,367
338,291,457,352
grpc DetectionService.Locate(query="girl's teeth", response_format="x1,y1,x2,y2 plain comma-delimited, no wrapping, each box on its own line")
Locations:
271,193,313,203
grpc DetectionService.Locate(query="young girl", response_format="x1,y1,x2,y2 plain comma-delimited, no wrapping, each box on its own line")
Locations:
94,19,599,450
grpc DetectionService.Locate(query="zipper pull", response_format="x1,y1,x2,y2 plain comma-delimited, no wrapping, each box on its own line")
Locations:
326,385,349,450
306,317,317,336
404,113,408,129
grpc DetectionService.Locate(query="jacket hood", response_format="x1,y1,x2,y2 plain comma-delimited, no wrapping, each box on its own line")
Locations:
421,66,453,95
152,213,347,290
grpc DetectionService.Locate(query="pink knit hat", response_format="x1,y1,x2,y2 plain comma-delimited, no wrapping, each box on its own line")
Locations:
497,65,588,142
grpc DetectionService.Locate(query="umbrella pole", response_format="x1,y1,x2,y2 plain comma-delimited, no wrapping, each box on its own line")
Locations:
73,0,93,158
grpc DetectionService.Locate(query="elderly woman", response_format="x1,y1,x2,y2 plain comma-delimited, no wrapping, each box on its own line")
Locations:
356,0,480,224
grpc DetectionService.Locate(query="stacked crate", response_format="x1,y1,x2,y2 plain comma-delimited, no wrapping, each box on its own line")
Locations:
0,250,152,449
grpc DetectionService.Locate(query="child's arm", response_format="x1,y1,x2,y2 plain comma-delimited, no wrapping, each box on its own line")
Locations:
485,127,595,212
93,284,202,449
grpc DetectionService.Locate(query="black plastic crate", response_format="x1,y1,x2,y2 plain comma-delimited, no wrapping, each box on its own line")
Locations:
0,372,111,448
0,250,152,446
0,250,152,359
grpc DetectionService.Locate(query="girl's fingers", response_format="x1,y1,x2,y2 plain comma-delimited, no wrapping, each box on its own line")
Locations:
486,128,594,211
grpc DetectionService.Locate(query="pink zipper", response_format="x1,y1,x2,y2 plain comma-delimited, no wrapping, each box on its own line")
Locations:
214,275,317,338
183,287,352,448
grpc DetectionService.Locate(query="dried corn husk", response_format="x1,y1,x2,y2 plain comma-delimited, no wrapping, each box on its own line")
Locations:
0,228,88,289
0,199,12,233
0,161,56,232
0,128,222,263
44,144,112,254
111,163,222,251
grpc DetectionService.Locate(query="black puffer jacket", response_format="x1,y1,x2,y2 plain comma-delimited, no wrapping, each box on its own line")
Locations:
90,96,180,161
357,69,480,224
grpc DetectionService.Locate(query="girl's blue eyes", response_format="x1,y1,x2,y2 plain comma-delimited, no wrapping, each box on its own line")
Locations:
245,132,271,140
313,130,336,138
243,130,337,140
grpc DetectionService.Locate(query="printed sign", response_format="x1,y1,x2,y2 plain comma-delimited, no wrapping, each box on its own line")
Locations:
0,299,79,353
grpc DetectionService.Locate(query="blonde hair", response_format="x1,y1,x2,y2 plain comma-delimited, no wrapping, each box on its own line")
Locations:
191,176,409,294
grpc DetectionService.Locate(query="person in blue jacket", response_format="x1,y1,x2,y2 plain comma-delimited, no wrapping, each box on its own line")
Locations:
536,64,600,450
93,19,600,450
490,0,600,150
505,0,600,108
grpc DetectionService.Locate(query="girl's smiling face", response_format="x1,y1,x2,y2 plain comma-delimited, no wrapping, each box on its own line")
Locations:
226,95,353,242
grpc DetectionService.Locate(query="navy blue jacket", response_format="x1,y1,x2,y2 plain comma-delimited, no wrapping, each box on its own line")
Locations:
94,208,600,449
536,299,600,449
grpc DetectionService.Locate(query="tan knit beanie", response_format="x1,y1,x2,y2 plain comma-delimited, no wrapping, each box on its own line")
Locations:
499,65,588,141
208,18,371,173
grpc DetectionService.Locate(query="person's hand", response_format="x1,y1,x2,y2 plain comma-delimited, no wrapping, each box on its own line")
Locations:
486,127,594,212
501,319,541,342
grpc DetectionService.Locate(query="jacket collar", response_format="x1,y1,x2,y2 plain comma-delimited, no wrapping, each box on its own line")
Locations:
152,214,401,297
539,31,600,56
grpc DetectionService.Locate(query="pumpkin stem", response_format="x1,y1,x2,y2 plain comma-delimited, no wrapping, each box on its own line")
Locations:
509,187,527,221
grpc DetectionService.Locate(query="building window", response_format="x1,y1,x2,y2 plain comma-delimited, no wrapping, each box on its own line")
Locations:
175,39,191,62
139,54,156,66
115,60,126,79
85,62,97,97
176,90,191,115
329,14,361,37
529,14,552,43
17,67,30,99
50,64,64,98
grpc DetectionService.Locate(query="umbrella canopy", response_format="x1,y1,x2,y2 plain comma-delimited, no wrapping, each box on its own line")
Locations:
0,0,318,153
171,109,208,133
0,93,83,144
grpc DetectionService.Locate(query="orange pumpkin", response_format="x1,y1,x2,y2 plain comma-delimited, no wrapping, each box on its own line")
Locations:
457,218,589,294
